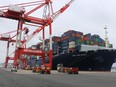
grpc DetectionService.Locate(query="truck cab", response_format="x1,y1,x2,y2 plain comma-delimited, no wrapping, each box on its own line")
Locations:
11,66,17,72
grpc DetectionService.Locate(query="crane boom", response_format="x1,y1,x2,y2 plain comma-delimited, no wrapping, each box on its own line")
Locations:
51,0,74,21
0,0,74,25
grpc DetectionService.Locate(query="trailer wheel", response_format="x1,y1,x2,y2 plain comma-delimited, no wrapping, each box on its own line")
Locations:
40,70,45,74
46,71,51,74
67,71,72,74
32,70,35,73
74,72,79,74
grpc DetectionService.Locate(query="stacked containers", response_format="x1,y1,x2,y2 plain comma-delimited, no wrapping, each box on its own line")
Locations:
61,30,83,52
91,34,105,47
36,30,109,54
52,36,61,55
26,55,37,67
61,31,67,52
81,33,106,47
45,36,61,55
61,39,69,53
36,36,62,54
61,30,69,53
52,42,61,55
83,33,91,45
61,30,73,52
74,31,83,52
98,38,105,47
91,34,100,45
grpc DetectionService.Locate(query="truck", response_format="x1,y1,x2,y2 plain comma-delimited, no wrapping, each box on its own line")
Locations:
32,65,41,73
11,66,17,72
57,64,79,74
32,65,51,74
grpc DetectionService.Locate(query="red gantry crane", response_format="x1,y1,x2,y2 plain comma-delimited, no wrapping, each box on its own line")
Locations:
0,29,27,68
0,0,74,71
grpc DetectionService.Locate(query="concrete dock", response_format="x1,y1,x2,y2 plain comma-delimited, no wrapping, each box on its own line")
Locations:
0,68,116,87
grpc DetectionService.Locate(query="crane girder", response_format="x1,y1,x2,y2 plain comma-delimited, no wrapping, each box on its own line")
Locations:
0,38,23,43
24,16,45,25
0,0,74,25
18,48,44,56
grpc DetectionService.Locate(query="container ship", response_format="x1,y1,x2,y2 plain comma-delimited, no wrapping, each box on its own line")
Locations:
27,30,116,71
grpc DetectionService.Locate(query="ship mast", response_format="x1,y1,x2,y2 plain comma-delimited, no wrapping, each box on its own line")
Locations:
104,25,109,48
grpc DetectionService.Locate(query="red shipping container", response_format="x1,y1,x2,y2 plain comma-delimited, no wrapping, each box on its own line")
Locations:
83,36,89,40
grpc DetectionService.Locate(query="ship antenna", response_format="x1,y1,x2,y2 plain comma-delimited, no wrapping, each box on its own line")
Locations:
104,25,109,48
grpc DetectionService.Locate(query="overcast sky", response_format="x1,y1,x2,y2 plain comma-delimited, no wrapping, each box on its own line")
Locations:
0,0,116,66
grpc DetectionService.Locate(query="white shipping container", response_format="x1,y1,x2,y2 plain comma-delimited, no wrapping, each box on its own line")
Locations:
80,44,108,51
69,41,75,48
8,5,25,13
80,45,98,51
69,41,75,45
69,44,75,48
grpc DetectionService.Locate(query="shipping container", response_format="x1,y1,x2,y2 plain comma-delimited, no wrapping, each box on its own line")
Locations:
76,34,82,38
62,40,69,43
62,46,68,49
95,38,99,42
69,41,76,48
61,42,69,47
91,34,100,38
98,38,104,42
84,33,91,37
81,45,94,51
83,40,90,45
61,30,83,39
101,42,105,47
52,36,61,42
83,36,89,41
94,42,98,45
75,38,83,44
89,41,94,45
61,36,70,41
68,36,79,41
36,59,42,66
